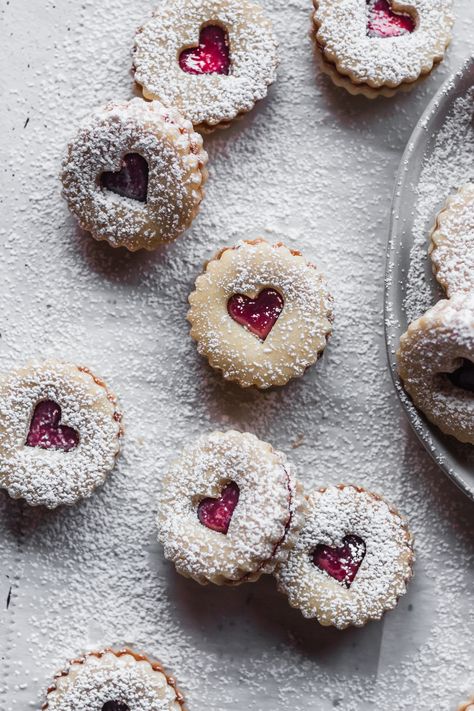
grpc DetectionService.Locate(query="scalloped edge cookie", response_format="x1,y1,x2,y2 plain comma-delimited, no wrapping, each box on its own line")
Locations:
188,239,333,389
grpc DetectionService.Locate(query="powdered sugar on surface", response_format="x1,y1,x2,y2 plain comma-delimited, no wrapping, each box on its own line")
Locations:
0,1,473,710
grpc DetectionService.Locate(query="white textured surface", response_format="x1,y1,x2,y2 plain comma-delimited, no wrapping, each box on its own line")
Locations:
0,1,473,710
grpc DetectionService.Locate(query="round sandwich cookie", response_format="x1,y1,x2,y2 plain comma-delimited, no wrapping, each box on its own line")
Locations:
133,0,279,131
61,98,208,251
429,183,474,297
313,0,453,98
42,649,184,711
0,360,122,508
275,484,414,629
187,239,333,389
397,294,474,445
157,430,306,585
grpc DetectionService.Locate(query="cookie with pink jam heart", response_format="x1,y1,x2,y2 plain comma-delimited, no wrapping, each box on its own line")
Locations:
0,361,123,508
157,430,306,586
313,0,454,98
133,0,279,131
187,240,333,389
43,649,184,711
61,98,208,251
275,485,414,629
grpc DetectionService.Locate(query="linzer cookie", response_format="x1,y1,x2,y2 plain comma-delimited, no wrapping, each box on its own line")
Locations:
61,98,208,251
0,361,122,508
429,184,474,297
275,485,414,629
42,649,184,711
313,0,454,98
187,240,333,389
157,430,306,585
397,294,474,445
133,0,279,131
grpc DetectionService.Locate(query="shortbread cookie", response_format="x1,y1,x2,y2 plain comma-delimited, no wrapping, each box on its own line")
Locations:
313,0,453,97
157,430,306,585
61,98,208,251
397,294,474,445
188,240,333,389
133,0,279,131
275,485,414,629
43,649,184,711
0,361,122,508
429,184,474,296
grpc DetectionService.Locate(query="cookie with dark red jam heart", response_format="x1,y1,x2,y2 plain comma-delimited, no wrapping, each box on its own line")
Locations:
179,25,230,75
275,485,414,629
101,153,149,203
312,534,366,588
157,430,306,585
26,400,79,452
227,288,284,341
366,0,415,38
198,481,240,534
313,0,453,97
133,0,278,130
188,240,333,389
0,361,122,508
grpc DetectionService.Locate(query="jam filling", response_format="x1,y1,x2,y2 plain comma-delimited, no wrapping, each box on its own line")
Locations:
102,702,130,711
179,25,230,75
366,0,415,38
447,359,474,393
227,288,284,341
26,400,79,452
101,153,149,203
312,535,366,588
197,481,240,534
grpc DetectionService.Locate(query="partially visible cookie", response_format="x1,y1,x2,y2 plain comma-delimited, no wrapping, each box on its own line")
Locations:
397,294,474,445
43,649,184,711
429,184,474,296
458,695,474,711
133,0,279,131
313,0,454,97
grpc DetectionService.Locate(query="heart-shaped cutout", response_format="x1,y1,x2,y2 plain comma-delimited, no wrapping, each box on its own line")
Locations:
366,0,415,38
447,359,474,393
179,25,231,76
312,535,366,588
26,400,79,452
102,703,130,711
227,288,284,341
101,153,149,203
197,481,240,534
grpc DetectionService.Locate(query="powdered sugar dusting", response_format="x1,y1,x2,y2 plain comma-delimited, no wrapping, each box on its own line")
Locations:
429,182,474,296
275,485,414,629
188,240,333,388
44,650,183,711
1,0,474,709
397,294,474,444
314,0,454,89
157,430,305,585
61,99,208,251
405,86,474,321
133,0,279,127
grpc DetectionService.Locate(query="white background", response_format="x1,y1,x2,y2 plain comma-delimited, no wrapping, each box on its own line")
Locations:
0,0,473,709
